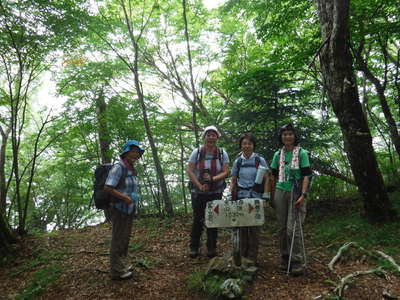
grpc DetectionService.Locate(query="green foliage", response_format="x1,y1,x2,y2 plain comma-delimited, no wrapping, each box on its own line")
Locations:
1,0,399,234
310,212,400,257
10,249,67,277
16,264,62,300
100,236,112,246
129,241,144,253
187,271,226,299
135,257,162,269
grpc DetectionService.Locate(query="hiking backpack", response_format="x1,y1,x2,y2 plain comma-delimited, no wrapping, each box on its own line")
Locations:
188,146,225,190
235,153,265,194
93,162,127,209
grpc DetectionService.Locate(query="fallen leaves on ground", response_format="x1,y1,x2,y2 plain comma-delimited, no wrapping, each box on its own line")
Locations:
0,213,399,300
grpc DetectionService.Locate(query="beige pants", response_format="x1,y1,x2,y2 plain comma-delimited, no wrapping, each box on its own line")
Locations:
273,189,306,264
109,206,134,278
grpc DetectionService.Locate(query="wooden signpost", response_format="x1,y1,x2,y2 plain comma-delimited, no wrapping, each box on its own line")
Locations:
205,198,265,228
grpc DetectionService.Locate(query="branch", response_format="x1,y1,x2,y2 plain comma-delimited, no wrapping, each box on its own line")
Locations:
328,242,355,271
334,267,386,297
375,250,400,273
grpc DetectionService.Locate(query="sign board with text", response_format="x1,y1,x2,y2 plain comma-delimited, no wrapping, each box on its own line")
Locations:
205,198,265,228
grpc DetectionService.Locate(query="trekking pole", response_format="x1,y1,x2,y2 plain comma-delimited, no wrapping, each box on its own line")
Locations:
298,208,307,267
287,207,297,275
287,186,297,275
287,201,307,275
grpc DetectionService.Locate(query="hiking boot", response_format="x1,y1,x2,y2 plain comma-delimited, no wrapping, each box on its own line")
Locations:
112,271,133,281
207,249,217,258
189,248,199,258
290,264,304,276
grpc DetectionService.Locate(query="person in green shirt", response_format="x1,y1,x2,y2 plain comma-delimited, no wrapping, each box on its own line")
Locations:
270,124,311,275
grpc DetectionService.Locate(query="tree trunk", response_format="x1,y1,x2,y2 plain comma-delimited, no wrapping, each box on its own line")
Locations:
120,1,173,216
316,0,396,222
178,124,188,213
182,0,199,147
355,54,400,157
95,90,112,164
0,212,17,256
0,127,10,215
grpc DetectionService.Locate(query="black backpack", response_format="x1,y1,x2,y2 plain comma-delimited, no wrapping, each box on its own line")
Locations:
93,162,127,209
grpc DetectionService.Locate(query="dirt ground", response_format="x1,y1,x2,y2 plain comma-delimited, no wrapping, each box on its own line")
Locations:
1,212,399,300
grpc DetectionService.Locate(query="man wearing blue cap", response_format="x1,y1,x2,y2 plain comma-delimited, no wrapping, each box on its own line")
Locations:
104,140,144,280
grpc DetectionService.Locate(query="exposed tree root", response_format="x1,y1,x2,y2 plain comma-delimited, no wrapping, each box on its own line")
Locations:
375,250,400,273
324,242,400,299
383,289,399,300
328,242,355,271
334,267,386,297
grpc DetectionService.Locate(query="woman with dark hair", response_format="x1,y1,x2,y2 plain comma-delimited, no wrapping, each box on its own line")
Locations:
104,140,144,280
270,124,311,275
229,132,270,264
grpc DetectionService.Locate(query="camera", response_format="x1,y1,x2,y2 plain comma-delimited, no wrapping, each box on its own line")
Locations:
202,168,211,184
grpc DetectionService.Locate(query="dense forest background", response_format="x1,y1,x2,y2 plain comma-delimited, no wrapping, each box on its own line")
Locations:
1,0,400,255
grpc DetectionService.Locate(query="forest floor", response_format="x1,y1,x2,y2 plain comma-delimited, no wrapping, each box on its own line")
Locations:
1,199,400,300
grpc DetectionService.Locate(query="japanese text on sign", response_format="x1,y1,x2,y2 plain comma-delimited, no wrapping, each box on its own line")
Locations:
205,198,265,228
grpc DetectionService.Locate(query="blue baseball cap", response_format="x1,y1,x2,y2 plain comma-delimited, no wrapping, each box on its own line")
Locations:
120,140,145,157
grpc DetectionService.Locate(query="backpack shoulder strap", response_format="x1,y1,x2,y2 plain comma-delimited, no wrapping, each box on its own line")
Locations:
115,162,128,189
196,146,203,163
218,147,224,166
254,153,260,168
236,155,243,179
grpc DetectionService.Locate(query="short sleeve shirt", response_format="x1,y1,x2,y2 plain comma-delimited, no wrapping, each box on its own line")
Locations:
231,153,268,188
188,147,230,194
231,153,269,199
270,148,310,192
105,162,138,214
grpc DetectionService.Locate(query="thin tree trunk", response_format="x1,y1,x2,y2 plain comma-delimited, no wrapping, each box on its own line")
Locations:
0,126,10,215
355,53,400,157
143,165,161,216
95,90,111,164
316,0,396,222
178,124,188,213
120,0,173,216
182,0,199,147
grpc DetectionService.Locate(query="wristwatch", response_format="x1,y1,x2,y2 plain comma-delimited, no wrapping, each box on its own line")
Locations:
301,192,307,198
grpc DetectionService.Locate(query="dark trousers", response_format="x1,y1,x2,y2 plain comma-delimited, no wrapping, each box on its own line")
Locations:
240,226,260,263
190,192,222,251
109,206,134,277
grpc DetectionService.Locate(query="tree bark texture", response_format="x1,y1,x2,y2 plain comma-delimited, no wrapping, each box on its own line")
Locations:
0,212,17,256
316,0,396,221
95,91,112,164
0,127,10,214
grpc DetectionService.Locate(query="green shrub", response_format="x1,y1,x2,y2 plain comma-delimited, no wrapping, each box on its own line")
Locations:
187,271,226,299
16,264,62,300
